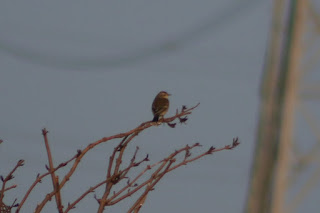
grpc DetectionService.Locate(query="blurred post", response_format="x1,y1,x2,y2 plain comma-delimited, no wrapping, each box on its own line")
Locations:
245,0,306,213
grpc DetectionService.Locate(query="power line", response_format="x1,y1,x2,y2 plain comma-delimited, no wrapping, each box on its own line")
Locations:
0,0,263,69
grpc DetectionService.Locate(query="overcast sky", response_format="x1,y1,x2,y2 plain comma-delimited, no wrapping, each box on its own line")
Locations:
1,1,307,212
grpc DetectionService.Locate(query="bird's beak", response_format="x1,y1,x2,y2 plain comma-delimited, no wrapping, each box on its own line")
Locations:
168,93,171,96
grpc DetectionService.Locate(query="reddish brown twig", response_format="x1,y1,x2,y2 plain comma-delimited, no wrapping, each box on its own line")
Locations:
75,104,238,213
0,160,24,213
97,132,141,212
101,138,240,212
167,137,240,173
35,104,200,213
128,139,239,213
12,103,240,213
105,144,200,206
42,128,63,213
17,154,77,213
64,147,149,212
128,159,174,213
64,179,109,213
3,185,17,192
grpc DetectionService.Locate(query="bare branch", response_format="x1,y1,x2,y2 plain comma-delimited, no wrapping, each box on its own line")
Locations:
64,179,109,213
3,103,240,213
4,185,17,192
0,160,24,203
17,153,77,213
42,128,63,212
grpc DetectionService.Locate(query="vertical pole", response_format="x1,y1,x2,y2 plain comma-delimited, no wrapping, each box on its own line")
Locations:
245,0,305,212
245,0,287,212
270,0,305,212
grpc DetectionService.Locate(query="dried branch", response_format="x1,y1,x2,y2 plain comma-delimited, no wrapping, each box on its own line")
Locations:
4,185,17,192
0,160,24,213
98,132,141,212
128,159,174,213
105,138,240,212
3,103,240,213
35,104,200,213
0,160,24,201
42,128,63,213
64,179,109,213
17,154,77,213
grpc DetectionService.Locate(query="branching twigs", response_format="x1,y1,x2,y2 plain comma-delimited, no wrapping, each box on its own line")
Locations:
167,137,240,173
0,148,76,213
0,160,25,200
35,103,201,213
65,147,149,213
0,159,24,212
128,138,240,213
2,103,240,213
113,138,239,212
97,138,240,213
17,154,78,213
128,159,174,213
97,131,142,212
64,179,109,213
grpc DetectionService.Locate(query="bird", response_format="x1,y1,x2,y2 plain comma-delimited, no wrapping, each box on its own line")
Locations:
152,91,171,122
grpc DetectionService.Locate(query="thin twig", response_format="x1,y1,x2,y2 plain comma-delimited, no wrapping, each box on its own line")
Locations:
4,185,17,192
98,132,140,212
34,104,201,212
128,160,174,213
42,128,63,212
0,160,24,203
17,154,77,213
64,179,109,213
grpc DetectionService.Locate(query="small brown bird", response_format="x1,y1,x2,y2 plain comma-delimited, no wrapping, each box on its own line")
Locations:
152,91,171,122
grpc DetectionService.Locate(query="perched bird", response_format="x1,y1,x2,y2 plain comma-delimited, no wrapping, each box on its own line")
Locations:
152,91,171,122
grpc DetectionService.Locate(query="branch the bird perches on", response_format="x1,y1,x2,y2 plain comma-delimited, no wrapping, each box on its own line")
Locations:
0,103,240,213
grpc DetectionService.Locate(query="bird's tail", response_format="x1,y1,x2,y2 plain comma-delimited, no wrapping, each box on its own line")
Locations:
152,115,159,122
